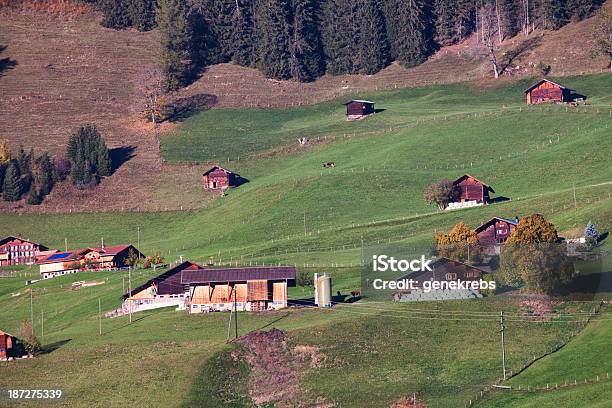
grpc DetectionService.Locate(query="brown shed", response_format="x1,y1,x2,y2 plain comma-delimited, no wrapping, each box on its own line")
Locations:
202,166,233,190
524,79,571,104
344,100,375,120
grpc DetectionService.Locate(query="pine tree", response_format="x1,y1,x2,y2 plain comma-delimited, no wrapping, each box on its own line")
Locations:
321,0,358,74
26,183,42,205
128,0,157,31
434,0,456,45
2,161,22,202
388,0,429,68
157,0,195,90
535,0,567,29
97,143,112,177
16,145,32,177
453,0,474,42
566,0,603,21
101,0,132,29
355,0,391,73
231,0,256,66
255,0,293,80
67,124,111,186
38,152,54,196
289,0,325,81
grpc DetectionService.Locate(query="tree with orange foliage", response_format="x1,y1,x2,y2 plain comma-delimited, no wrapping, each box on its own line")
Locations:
434,221,480,264
501,214,574,294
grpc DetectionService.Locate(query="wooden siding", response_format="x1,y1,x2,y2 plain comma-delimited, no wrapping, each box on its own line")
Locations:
248,280,268,301
527,81,566,104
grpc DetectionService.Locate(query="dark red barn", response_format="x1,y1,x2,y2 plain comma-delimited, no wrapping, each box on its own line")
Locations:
452,174,495,204
202,166,233,190
0,330,27,360
524,79,570,104
344,100,375,119
475,217,519,246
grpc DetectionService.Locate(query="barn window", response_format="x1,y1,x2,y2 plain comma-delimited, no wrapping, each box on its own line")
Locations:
445,273,457,280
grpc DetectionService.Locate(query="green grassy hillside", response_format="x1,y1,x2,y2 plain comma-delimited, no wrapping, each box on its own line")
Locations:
0,75,610,407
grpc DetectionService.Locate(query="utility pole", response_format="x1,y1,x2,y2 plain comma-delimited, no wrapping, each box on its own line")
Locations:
122,276,125,294
64,238,68,252
137,226,141,261
303,209,307,236
500,311,507,380
234,286,238,339
98,298,102,336
128,267,132,324
30,288,35,336
226,303,233,342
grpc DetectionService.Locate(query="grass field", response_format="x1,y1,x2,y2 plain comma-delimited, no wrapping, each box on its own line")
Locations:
478,316,612,407
0,73,611,407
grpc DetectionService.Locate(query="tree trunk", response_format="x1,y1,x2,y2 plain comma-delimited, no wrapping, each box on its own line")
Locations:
495,0,503,43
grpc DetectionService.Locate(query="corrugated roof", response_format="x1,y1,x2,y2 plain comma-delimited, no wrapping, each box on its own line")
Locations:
344,99,375,105
181,266,296,284
524,78,567,93
475,217,519,233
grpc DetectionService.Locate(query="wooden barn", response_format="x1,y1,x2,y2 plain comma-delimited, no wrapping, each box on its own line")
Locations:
344,100,375,120
452,174,495,204
203,166,234,190
182,266,296,313
524,79,571,105
122,261,202,314
394,258,488,301
0,330,27,360
475,217,519,247
38,244,144,279
0,236,48,266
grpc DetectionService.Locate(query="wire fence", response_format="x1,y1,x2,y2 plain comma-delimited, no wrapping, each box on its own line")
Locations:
465,301,606,407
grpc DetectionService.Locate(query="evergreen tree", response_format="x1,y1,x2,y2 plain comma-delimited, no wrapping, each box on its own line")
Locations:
26,183,42,205
128,0,157,31
16,145,32,178
290,0,325,81
387,0,429,68
231,0,256,66
453,0,474,42
434,0,456,45
499,0,520,40
584,221,598,247
100,0,132,29
321,0,358,74
355,0,391,73
67,125,111,186
38,152,54,196
255,0,293,80
566,0,603,21
536,0,567,29
97,144,112,177
2,161,22,202
157,0,195,90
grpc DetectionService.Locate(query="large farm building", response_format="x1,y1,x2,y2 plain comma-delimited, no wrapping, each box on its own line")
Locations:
0,236,48,266
123,263,296,314
38,244,143,279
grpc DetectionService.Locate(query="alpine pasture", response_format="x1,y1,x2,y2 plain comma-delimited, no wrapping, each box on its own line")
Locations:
0,75,611,407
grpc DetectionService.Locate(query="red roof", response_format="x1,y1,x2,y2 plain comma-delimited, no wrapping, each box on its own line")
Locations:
86,245,131,256
203,165,232,177
524,78,568,93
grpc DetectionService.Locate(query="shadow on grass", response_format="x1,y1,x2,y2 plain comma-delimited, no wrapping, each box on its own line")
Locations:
166,93,218,123
41,339,71,354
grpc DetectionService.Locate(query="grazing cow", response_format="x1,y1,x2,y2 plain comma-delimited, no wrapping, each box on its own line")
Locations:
322,161,335,168
351,290,361,298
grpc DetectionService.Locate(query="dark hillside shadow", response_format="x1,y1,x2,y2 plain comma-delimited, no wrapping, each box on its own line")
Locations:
490,196,511,204
232,174,249,188
500,36,543,76
0,45,17,77
110,146,136,173
166,93,218,123
41,339,71,354
568,90,587,102
374,108,386,114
